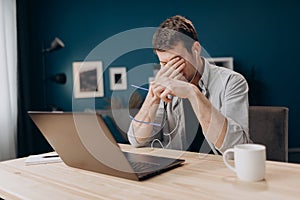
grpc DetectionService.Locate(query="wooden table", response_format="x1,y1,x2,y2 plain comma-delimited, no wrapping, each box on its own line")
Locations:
0,144,300,200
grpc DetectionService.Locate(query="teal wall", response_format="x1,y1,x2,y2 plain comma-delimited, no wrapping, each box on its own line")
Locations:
19,0,300,148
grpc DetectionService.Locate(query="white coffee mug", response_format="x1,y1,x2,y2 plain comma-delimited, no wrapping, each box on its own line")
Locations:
223,144,266,181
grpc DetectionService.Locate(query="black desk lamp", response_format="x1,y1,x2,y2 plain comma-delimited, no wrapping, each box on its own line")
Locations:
42,37,66,111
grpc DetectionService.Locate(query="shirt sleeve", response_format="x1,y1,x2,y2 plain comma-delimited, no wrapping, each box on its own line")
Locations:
217,73,251,153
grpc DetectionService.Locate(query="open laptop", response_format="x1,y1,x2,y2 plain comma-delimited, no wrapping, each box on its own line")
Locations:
28,111,185,181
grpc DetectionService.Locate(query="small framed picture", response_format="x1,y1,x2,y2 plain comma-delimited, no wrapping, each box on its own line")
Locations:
109,67,127,90
207,57,234,70
72,61,104,98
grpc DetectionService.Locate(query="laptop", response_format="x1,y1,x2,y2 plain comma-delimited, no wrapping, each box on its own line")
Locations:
28,111,185,181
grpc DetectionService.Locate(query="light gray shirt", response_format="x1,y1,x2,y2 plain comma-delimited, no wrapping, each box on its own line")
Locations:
128,58,251,153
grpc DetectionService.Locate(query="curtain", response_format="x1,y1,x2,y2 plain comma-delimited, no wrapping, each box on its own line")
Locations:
0,0,17,161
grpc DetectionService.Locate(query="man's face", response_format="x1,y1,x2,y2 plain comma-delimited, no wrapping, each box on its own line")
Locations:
155,42,197,82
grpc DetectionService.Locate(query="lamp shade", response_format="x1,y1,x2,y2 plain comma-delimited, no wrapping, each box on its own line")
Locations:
43,37,65,53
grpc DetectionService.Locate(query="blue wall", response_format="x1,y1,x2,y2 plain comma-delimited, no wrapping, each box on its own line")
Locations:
21,0,300,148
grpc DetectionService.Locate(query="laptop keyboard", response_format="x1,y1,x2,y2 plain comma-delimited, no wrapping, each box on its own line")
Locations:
129,161,160,172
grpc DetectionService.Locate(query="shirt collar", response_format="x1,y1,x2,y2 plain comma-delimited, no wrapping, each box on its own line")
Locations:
198,57,210,90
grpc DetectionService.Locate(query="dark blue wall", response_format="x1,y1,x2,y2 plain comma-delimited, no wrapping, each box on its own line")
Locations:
21,0,300,148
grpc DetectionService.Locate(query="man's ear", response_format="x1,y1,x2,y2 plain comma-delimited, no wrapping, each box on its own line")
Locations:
192,41,201,55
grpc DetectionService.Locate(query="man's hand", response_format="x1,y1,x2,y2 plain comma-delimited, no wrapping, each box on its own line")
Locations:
151,57,187,102
152,77,195,103
155,57,185,80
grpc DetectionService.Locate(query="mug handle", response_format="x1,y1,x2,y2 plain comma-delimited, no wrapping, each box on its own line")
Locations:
222,148,236,172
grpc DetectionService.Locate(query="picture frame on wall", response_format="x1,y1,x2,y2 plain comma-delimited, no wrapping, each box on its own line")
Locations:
206,57,234,70
72,61,104,98
109,67,127,90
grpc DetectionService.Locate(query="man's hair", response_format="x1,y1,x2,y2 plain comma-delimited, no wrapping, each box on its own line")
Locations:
152,15,198,53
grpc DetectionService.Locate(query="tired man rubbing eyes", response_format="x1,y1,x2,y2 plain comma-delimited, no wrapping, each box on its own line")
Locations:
127,15,251,154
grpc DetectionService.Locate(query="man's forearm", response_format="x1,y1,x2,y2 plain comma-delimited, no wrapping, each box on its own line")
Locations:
187,84,227,148
131,95,160,144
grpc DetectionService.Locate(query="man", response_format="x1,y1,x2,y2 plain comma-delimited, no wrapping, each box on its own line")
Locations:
127,15,251,153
